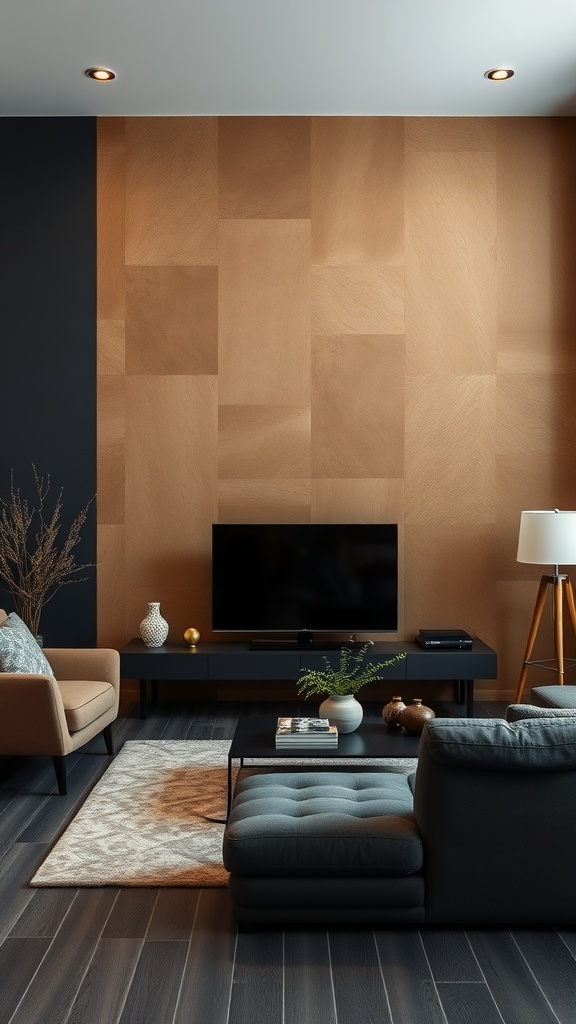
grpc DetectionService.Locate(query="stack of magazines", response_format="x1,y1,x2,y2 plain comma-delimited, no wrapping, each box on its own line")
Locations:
275,717,338,747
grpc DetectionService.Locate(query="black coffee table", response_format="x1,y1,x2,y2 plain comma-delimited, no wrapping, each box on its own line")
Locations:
227,715,421,816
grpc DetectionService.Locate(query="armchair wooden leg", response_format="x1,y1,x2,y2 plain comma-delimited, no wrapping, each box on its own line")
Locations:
103,723,114,756
52,756,67,795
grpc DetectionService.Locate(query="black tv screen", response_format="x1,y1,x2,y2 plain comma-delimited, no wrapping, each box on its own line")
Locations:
211,524,398,635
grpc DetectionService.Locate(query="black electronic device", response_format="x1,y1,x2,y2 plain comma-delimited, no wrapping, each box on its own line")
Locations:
211,523,398,644
417,629,473,649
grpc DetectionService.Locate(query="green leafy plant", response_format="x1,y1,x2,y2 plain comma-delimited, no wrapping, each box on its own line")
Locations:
297,643,406,699
0,466,94,637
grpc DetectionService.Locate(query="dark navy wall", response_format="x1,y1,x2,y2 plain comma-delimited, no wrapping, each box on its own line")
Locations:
0,118,97,645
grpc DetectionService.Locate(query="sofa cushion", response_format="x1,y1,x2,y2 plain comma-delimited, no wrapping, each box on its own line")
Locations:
423,717,576,771
57,679,116,732
223,771,422,877
530,685,576,709
0,613,53,676
506,703,576,722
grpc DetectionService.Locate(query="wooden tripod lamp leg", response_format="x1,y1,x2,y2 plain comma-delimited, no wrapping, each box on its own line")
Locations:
554,576,565,685
564,577,576,640
515,576,550,703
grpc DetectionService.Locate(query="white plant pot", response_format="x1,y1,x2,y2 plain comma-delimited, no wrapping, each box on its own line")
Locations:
139,602,169,647
318,693,363,734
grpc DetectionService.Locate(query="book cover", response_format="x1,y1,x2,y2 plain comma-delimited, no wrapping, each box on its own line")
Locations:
275,717,338,743
277,717,332,733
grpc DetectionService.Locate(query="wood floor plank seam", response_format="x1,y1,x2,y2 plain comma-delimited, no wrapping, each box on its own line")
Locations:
371,929,400,1024
415,929,450,1024
508,932,565,1024
169,892,202,1024
6,889,120,1024
105,887,162,1024
325,925,340,1024
60,891,125,1024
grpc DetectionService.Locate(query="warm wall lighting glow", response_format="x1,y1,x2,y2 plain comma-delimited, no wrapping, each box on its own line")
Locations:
484,68,514,81
85,67,116,82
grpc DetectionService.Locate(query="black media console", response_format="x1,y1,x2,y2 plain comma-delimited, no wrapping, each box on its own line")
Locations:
119,638,497,719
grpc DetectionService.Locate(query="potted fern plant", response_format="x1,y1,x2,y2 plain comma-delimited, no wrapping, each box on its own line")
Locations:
297,643,405,733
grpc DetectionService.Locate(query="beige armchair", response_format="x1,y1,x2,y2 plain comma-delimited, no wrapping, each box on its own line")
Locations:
0,609,120,794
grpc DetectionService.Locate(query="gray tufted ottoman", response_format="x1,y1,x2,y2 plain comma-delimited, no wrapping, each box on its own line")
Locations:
222,770,424,927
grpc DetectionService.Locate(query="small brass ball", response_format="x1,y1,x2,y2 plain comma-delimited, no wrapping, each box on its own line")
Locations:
183,627,201,647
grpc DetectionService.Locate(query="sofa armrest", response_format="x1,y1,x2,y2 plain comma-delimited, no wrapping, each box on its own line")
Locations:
0,674,71,755
45,648,120,693
413,720,576,923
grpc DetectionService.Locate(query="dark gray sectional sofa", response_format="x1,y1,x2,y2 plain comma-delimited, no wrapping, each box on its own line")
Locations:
223,706,576,926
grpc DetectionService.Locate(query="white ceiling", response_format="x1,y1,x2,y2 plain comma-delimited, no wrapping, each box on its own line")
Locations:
2,0,576,117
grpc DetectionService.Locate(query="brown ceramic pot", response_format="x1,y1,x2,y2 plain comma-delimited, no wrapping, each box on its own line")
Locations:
382,696,406,729
399,698,435,735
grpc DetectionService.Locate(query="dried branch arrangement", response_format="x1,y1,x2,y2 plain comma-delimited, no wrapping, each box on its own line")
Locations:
0,466,94,636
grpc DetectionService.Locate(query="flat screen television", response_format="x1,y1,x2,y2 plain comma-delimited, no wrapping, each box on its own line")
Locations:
211,523,398,644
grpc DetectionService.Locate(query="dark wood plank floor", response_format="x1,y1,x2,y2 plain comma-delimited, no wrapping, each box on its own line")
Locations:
1,697,575,1024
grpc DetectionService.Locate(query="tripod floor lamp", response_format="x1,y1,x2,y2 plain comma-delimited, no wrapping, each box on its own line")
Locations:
515,509,576,703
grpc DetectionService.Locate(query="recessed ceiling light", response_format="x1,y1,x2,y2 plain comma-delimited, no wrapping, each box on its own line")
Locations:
85,67,116,82
484,68,514,81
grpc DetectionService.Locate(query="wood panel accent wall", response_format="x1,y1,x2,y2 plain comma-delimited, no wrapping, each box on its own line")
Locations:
97,116,576,696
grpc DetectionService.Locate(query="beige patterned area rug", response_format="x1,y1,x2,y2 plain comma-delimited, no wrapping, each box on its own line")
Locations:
30,739,417,888
31,740,236,887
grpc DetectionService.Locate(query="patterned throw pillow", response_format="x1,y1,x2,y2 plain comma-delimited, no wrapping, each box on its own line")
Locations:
0,613,54,675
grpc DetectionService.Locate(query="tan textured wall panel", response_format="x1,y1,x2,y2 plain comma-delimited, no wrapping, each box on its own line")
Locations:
97,525,125,649
95,115,576,693
496,452,564,582
97,376,125,525
311,265,404,336
405,524,497,646
125,118,218,266
311,479,404,525
97,118,125,321
218,480,311,523
497,332,576,375
219,117,311,219
496,374,576,458
219,220,311,404
126,266,218,375
311,117,404,265
405,375,496,526
312,336,405,478
497,119,553,337
125,376,217,635
98,320,125,376
405,149,497,375
406,117,496,152
219,406,311,479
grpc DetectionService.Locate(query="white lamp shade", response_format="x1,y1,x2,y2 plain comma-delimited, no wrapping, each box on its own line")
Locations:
517,510,576,565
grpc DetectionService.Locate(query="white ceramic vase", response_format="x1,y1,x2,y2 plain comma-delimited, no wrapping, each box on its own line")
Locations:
318,693,363,734
139,602,169,647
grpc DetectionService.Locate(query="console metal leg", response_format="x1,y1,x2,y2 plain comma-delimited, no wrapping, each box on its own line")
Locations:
227,756,243,819
227,756,233,818
465,680,474,717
